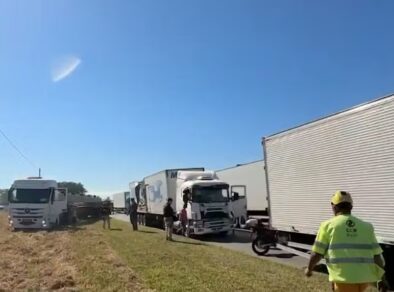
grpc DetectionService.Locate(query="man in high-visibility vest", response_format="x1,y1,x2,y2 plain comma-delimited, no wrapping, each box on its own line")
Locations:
305,191,387,292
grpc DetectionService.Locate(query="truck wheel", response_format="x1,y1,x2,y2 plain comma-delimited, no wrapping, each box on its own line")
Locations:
239,216,247,229
185,223,193,238
231,212,238,228
252,238,270,256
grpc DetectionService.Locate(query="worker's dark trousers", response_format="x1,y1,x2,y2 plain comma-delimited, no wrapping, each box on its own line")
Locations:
130,214,138,231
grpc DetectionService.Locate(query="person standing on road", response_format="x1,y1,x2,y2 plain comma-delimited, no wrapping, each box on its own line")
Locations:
101,201,112,230
306,191,387,292
130,198,138,231
163,198,175,241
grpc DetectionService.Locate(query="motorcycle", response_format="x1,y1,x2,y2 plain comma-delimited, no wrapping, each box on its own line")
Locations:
246,218,277,256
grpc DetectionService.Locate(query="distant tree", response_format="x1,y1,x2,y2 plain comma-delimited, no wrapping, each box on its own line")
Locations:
58,182,87,195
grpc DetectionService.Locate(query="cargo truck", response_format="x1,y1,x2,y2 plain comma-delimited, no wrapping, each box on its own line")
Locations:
8,177,102,230
130,168,233,236
260,93,394,286
217,160,268,227
112,191,130,214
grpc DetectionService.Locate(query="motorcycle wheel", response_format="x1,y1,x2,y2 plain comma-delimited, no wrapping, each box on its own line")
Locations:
252,238,270,256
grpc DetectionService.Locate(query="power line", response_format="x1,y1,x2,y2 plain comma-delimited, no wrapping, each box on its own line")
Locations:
0,128,37,169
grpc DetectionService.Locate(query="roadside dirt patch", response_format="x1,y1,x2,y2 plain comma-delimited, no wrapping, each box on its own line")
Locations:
0,214,78,291
0,213,145,291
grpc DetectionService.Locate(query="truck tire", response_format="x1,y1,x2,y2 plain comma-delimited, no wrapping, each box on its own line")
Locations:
239,216,247,229
231,212,239,228
252,238,270,256
185,221,193,238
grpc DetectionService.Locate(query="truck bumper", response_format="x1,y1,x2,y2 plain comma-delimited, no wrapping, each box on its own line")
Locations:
9,217,49,229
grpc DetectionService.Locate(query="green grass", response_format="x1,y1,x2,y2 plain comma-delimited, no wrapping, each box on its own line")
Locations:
69,224,145,291
99,219,332,292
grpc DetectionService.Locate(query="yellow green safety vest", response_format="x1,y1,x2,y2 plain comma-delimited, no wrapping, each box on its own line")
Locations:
312,214,385,283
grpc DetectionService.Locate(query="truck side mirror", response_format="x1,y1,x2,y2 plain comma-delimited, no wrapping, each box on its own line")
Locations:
232,192,239,201
182,189,190,203
8,188,16,201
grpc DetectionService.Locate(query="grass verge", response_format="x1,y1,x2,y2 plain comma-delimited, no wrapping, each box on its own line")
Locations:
0,212,378,292
100,219,331,292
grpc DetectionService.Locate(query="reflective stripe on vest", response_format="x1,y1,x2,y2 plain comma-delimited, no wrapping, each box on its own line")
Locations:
326,257,375,264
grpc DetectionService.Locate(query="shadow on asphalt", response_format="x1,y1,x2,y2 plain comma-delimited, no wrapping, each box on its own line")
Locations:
264,248,296,259
171,239,206,246
198,230,253,244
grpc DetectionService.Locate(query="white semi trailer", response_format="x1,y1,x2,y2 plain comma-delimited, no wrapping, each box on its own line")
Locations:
217,160,268,227
262,93,394,285
130,168,233,236
8,177,102,230
112,191,130,214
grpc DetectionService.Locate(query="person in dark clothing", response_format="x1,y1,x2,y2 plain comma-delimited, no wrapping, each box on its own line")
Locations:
101,201,112,229
129,198,138,231
163,198,175,240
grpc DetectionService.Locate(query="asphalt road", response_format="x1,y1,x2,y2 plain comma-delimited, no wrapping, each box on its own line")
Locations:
112,213,309,269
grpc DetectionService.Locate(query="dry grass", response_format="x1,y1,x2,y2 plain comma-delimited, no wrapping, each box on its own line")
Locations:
0,213,78,291
0,212,145,291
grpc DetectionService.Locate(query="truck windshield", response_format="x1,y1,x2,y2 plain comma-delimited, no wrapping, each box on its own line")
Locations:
192,186,229,203
9,188,52,204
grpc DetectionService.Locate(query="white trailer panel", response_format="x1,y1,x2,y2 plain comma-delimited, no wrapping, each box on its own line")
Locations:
145,171,169,215
112,192,126,209
143,168,205,216
217,160,267,213
264,94,394,244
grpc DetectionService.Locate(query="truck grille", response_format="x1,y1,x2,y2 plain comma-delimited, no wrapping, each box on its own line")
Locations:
203,211,229,219
11,208,44,218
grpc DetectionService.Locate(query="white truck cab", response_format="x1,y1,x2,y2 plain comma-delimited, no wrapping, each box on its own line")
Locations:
8,178,67,229
177,171,232,235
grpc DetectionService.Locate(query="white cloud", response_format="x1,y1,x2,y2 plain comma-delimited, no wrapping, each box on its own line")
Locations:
51,55,81,82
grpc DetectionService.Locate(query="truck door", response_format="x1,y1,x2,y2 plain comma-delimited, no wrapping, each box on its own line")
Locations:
51,188,67,226
230,185,247,228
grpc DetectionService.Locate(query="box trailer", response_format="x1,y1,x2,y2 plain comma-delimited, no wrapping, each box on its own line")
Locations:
217,160,268,222
133,168,233,235
136,168,204,228
262,93,394,285
112,191,130,214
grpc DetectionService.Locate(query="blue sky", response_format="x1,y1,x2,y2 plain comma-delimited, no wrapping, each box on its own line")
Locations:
1,1,393,196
